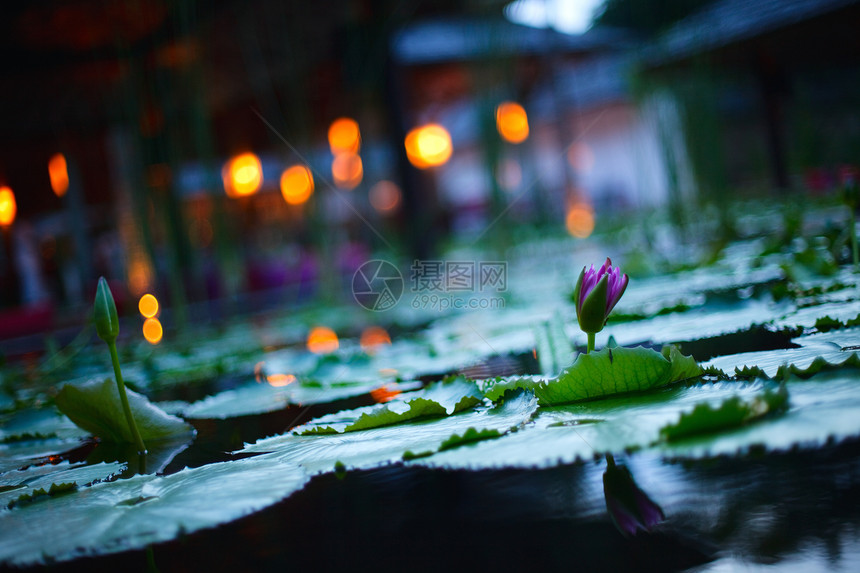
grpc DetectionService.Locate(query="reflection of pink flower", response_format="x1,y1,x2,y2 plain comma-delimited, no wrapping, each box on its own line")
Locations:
574,258,628,334
603,455,665,537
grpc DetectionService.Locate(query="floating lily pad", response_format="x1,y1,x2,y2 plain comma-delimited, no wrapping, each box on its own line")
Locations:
182,378,421,420
0,461,124,508
659,386,789,442
481,346,700,405
239,389,538,474
298,376,482,434
409,371,860,469
0,457,308,567
705,328,860,377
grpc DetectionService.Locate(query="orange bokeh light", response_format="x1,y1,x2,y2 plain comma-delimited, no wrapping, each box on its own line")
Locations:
369,180,401,213
565,203,595,238
222,152,263,197
496,102,529,144
266,373,297,388
360,326,391,353
328,117,361,154
307,326,339,354
280,165,314,205
0,187,16,227
370,384,401,403
142,317,163,344
48,153,69,197
127,259,153,296
332,152,363,189
138,293,159,318
405,124,453,169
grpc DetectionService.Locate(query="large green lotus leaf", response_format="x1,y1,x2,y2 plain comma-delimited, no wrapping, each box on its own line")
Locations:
0,407,88,443
656,371,860,457
182,378,421,420
604,299,789,348
239,390,538,474
55,378,195,444
482,346,699,405
658,386,788,442
705,328,860,377
615,258,783,315
410,373,860,469
0,457,308,567
424,305,561,362
0,461,124,508
299,376,482,434
775,299,860,329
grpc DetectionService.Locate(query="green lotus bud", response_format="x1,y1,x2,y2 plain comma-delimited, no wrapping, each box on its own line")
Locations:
94,276,119,343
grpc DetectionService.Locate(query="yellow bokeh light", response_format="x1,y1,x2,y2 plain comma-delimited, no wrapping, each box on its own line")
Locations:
332,152,363,189
404,124,453,169
360,326,391,354
138,293,159,318
496,102,529,144
142,317,163,345
0,187,16,227
369,180,401,213
280,165,314,205
48,153,69,197
266,373,297,388
328,117,361,154
565,203,595,238
307,326,339,354
222,152,263,197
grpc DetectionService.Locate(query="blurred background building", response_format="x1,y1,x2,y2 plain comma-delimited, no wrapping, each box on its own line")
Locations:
1,0,859,341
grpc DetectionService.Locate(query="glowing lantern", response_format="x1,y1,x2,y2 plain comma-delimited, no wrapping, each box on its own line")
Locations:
360,326,391,353
0,187,16,227
566,203,595,238
307,326,339,354
142,317,163,344
404,124,453,169
48,154,69,197
222,152,263,197
369,181,401,213
332,152,363,189
328,117,361,154
496,102,529,144
138,294,159,318
280,165,314,205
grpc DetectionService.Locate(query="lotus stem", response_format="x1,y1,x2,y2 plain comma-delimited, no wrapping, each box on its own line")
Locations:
587,333,596,354
108,341,146,454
